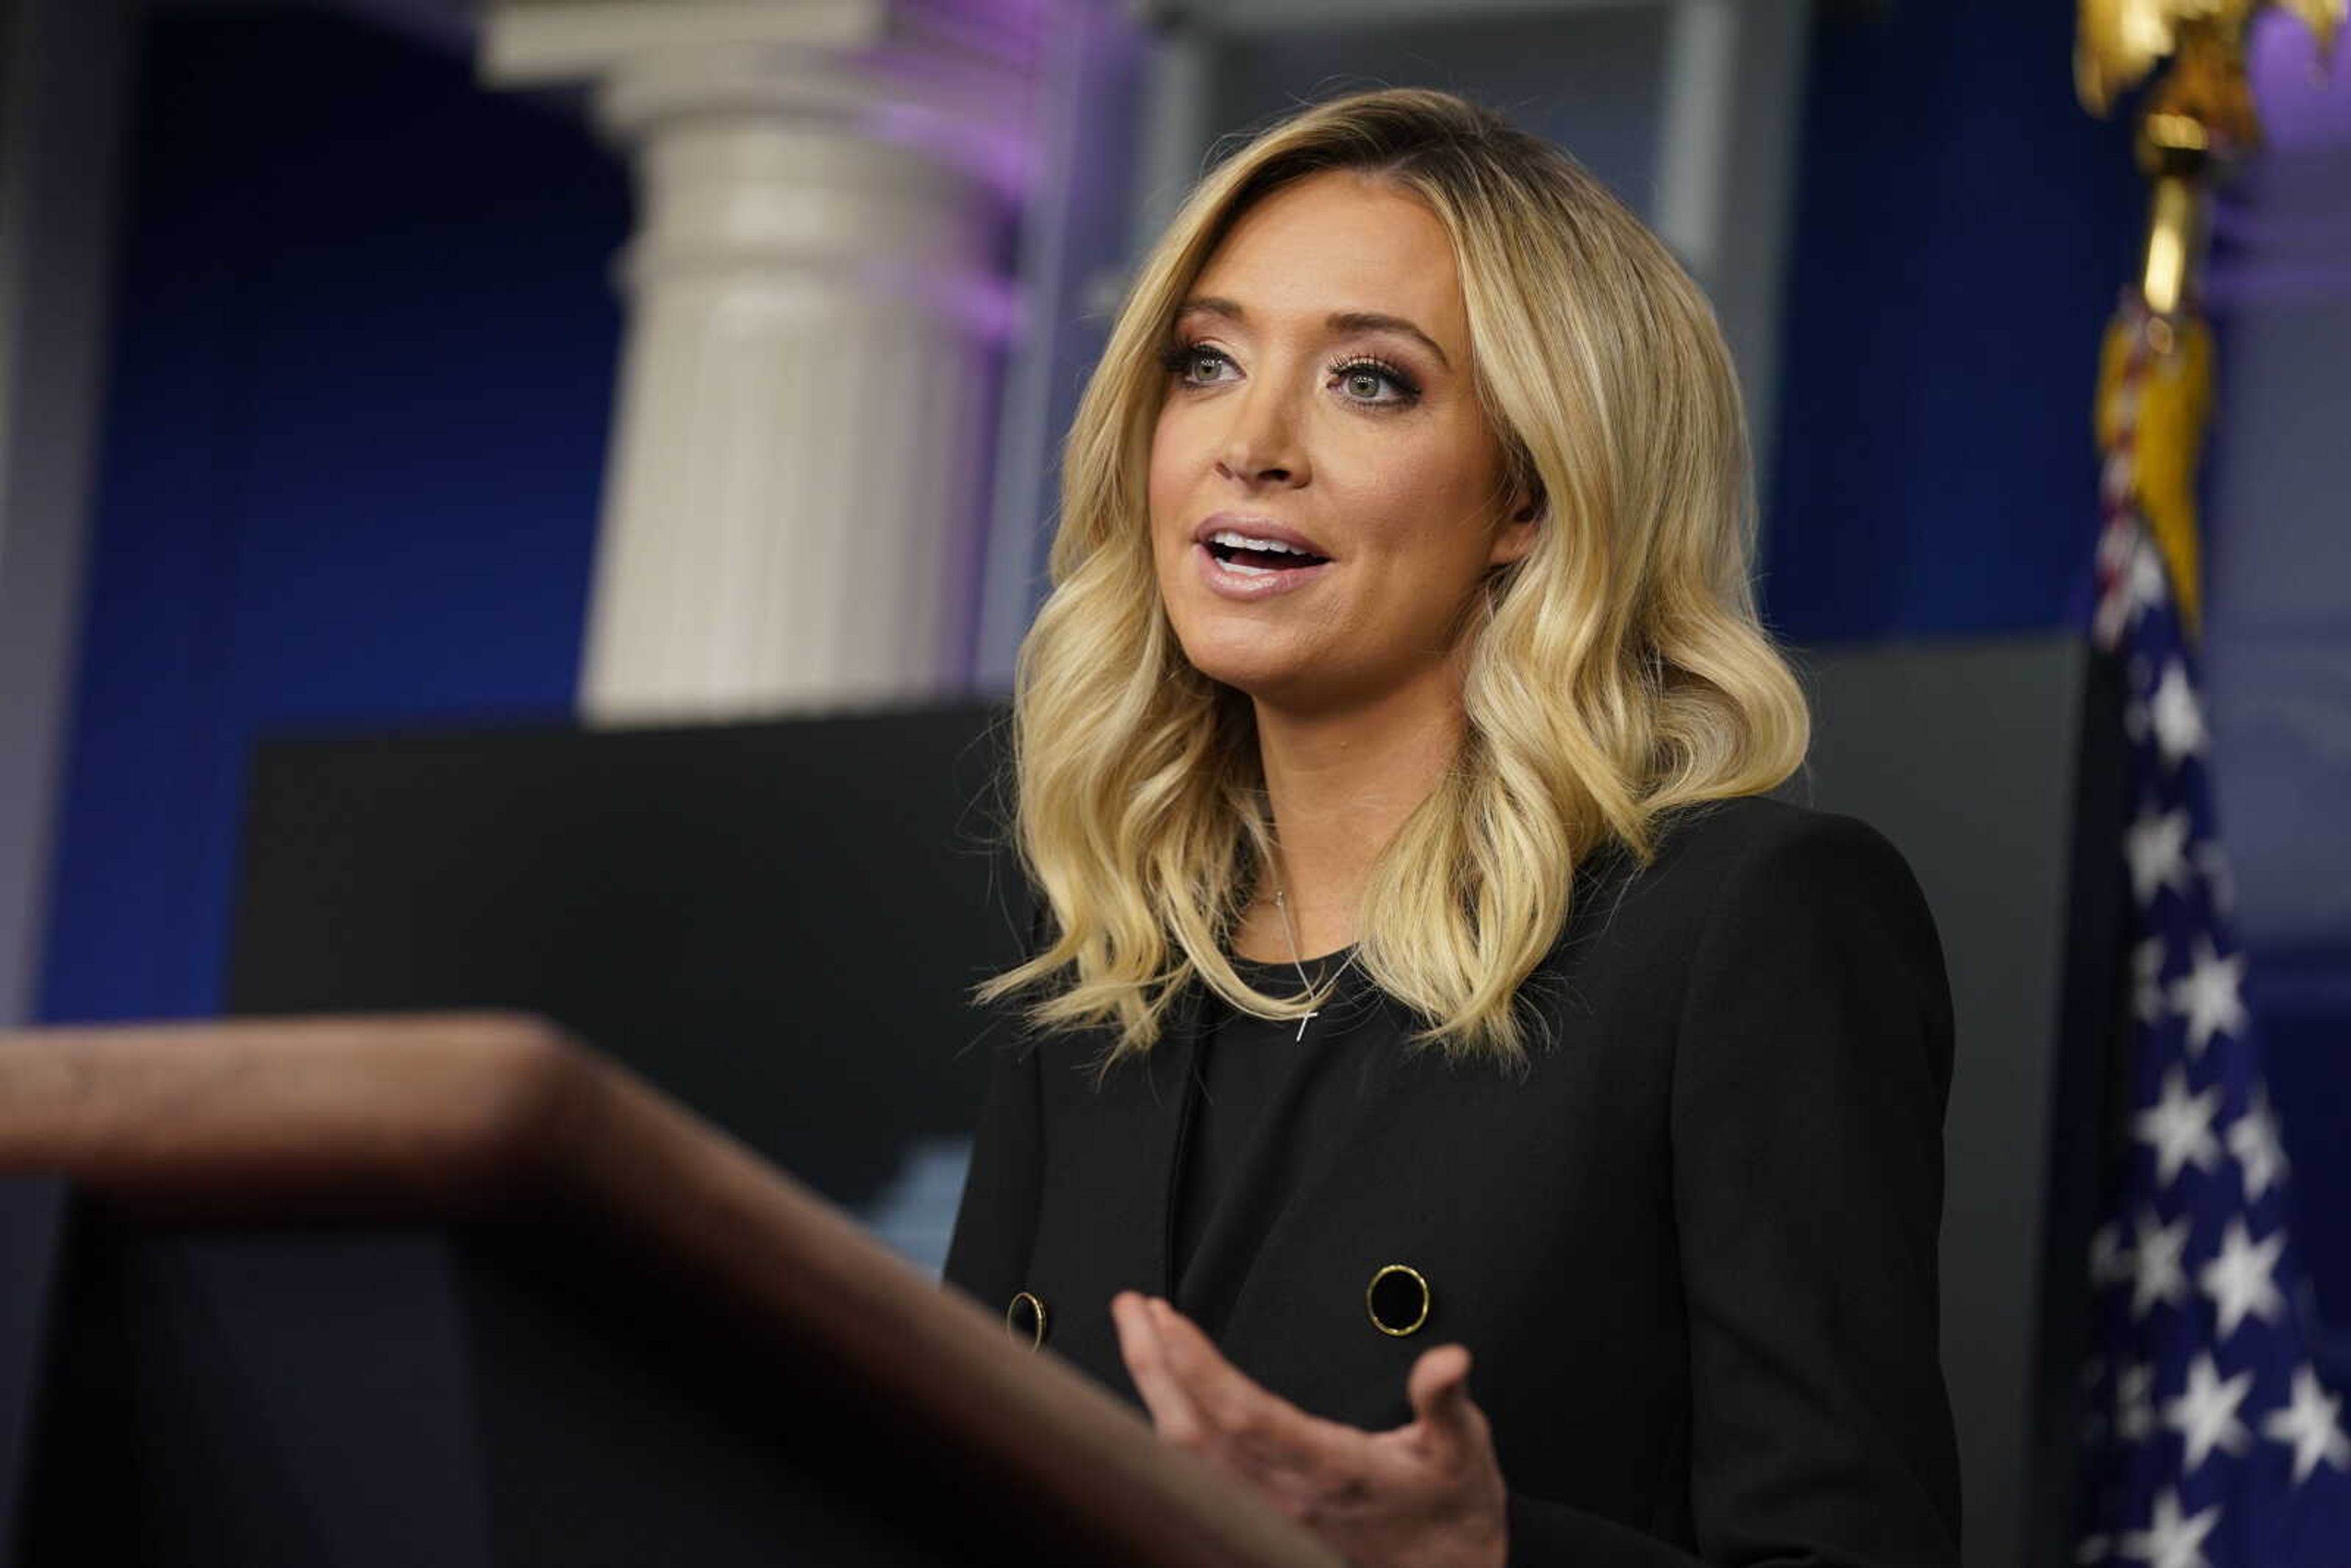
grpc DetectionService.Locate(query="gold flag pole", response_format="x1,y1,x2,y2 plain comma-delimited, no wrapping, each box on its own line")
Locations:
2077,0,2342,639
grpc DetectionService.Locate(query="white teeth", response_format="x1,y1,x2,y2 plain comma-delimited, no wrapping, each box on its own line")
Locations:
1209,529,1319,557
1221,557,1276,576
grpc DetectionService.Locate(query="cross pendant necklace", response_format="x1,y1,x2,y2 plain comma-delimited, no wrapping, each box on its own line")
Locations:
1272,883,1323,1042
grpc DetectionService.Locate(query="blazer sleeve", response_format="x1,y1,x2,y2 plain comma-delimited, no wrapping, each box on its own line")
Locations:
942,1008,1046,1314
1507,809,1963,1567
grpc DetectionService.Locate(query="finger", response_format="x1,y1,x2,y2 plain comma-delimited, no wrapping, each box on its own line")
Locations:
1111,1292,1210,1446
1404,1343,1483,1465
1147,1298,1354,1467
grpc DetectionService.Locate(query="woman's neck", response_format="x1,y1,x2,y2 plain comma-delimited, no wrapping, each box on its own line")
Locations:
1231,660,1466,964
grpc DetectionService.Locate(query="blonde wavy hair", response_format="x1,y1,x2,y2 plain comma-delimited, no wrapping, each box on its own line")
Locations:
977,86,1809,1073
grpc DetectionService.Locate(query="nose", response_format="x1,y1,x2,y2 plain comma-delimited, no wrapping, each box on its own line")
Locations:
1215,378,1307,488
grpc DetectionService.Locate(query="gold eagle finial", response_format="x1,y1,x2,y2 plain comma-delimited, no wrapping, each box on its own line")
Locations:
2079,0,2341,130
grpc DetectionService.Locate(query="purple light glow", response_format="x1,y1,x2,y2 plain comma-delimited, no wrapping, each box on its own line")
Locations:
2206,12,2351,308
2247,7,2351,151
858,257,1028,344
864,94,1042,200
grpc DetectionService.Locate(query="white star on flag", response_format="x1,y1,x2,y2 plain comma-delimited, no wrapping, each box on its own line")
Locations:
2262,1365,2351,1486
2227,1086,2289,1202
2119,1360,2158,1444
2134,1067,2222,1187
2125,805,2192,906
2167,936,2248,1060
2118,1487,2222,1568
2163,1354,2255,1471
2131,1210,2193,1319
2132,936,2168,1024
2196,1218,2285,1339
2147,659,2209,768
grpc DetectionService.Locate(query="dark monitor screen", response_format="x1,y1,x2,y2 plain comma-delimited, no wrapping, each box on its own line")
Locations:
228,702,1029,1212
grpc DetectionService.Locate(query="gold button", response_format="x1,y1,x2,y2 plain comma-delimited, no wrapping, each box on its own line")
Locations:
1365,1263,1431,1337
1006,1290,1048,1349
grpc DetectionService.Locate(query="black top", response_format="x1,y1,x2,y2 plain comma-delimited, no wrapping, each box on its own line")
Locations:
945,796,1962,1566
1172,949,1379,1296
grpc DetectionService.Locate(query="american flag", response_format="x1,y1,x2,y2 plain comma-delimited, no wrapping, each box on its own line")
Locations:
2075,289,2351,1564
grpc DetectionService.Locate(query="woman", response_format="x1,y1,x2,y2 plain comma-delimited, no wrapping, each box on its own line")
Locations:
945,88,1961,1567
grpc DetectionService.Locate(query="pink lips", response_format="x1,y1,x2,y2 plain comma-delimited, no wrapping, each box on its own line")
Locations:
1190,512,1337,602
1193,544,1334,601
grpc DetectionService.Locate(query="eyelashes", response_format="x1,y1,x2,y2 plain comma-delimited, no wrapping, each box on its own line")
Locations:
1156,339,1423,409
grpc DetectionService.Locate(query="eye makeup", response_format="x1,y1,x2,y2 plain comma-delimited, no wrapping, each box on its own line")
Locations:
1155,339,1424,410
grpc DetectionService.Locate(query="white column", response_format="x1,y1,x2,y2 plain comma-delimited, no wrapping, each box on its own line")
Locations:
481,2,1040,723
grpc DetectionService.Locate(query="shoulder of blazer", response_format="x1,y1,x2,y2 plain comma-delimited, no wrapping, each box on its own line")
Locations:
1626,792,1907,888
1552,793,1920,961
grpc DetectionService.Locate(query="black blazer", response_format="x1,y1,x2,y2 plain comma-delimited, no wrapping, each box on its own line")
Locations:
943,794,1962,1565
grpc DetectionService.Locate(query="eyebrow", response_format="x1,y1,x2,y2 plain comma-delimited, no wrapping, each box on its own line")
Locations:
1174,296,1453,372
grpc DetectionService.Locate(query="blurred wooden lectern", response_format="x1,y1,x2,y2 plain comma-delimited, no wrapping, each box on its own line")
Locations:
0,1014,1338,1568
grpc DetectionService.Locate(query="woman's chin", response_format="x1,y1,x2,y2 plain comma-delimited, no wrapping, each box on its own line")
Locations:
1182,645,1351,711
1179,640,1312,703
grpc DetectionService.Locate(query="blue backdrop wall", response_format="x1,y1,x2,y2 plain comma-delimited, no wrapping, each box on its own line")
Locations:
1763,0,2143,641
37,6,626,1023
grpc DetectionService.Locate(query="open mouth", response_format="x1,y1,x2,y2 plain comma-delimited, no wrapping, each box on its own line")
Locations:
1204,531,1332,576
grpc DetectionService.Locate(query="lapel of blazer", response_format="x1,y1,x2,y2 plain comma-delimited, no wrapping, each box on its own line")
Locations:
1145,978,1212,1296
1067,976,1213,1301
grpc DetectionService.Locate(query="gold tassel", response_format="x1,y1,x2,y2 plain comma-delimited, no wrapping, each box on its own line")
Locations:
2095,308,2213,636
